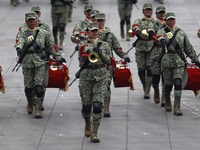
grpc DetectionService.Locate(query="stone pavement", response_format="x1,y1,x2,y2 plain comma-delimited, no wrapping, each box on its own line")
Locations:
1,0,200,150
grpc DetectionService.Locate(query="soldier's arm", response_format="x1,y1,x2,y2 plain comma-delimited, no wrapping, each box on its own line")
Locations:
101,42,111,65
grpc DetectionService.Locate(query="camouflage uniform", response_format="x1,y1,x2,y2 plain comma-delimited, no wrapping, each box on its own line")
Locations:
15,12,62,118
118,0,133,41
132,3,155,99
78,22,111,142
51,0,69,50
150,6,166,105
157,12,199,115
96,13,130,117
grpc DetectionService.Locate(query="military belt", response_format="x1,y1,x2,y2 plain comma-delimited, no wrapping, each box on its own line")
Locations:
26,50,43,54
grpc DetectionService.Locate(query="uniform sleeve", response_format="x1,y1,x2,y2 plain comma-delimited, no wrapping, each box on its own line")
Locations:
132,18,141,31
101,42,111,65
183,34,198,62
111,33,128,58
15,30,25,49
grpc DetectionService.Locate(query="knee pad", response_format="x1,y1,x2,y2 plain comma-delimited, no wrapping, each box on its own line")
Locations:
152,75,160,85
138,70,145,78
147,68,152,77
25,87,33,97
173,78,182,90
34,85,44,98
59,23,65,32
82,105,92,114
52,26,58,35
165,84,173,92
93,101,102,114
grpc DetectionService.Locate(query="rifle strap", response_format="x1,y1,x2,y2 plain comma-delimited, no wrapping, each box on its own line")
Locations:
24,30,39,54
164,27,180,49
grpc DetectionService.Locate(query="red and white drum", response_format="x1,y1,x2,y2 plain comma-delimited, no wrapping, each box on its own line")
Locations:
182,63,200,96
45,59,70,91
113,60,134,90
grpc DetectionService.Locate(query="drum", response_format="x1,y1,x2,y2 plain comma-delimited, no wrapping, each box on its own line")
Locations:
45,59,70,91
182,64,200,96
113,60,134,90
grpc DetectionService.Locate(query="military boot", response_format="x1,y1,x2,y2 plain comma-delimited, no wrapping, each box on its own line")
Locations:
27,100,33,114
91,123,100,143
165,91,172,111
84,117,91,137
144,80,151,99
35,99,42,118
153,84,160,103
174,99,182,116
173,91,182,115
161,86,165,107
103,98,111,117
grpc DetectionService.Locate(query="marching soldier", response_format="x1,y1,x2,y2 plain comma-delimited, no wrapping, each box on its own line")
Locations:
131,3,155,99
118,0,137,41
15,11,64,118
150,6,166,106
78,22,111,142
71,4,93,44
96,13,130,117
50,0,70,50
157,12,200,115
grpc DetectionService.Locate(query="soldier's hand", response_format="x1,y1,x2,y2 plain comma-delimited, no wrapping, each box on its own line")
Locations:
135,30,141,38
16,47,22,57
124,57,131,63
195,61,200,68
148,31,154,39
59,58,67,63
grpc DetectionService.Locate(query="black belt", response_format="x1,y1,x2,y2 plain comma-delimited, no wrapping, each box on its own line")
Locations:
85,65,105,69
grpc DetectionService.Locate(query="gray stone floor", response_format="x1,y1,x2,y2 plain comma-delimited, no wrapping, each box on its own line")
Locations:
1,0,200,149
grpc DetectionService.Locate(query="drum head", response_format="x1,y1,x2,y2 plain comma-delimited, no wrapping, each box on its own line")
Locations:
182,66,188,89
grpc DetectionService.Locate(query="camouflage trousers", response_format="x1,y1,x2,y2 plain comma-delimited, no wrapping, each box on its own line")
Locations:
23,64,47,102
162,66,184,99
118,2,132,20
105,66,114,99
78,78,107,120
51,6,68,26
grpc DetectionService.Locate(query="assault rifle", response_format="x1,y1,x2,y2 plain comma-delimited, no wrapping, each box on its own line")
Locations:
68,58,90,86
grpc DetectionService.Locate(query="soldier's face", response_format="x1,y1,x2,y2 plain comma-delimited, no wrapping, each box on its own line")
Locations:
143,9,153,18
156,11,165,20
26,19,37,29
97,19,105,29
87,29,98,39
84,10,91,19
165,18,176,28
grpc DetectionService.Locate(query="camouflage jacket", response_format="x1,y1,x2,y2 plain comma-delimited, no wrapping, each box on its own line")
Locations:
157,26,199,67
98,27,128,59
78,38,111,81
132,17,155,52
15,27,62,68
150,20,166,61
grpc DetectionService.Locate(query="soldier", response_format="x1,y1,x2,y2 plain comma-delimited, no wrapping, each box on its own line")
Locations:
157,12,200,115
71,4,93,44
132,3,155,99
90,9,100,23
15,11,65,118
96,13,130,117
78,22,111,142
118,0,136,41
51,0,70,50
150,6,166,106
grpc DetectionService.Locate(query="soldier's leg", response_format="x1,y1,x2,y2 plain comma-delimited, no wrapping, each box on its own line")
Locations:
91,101,102,143
25,87,34,114
138,69,146,92
79,80,93,137
67,5,73,22
173,78,182,115
125,16,131,41
118,3,125,39
23,68,34,114
144,67,152,99
52,26,58,46
163,68,173,111
152,74,160,103
58,23,65,50
161,75,165,107
103,80,111,117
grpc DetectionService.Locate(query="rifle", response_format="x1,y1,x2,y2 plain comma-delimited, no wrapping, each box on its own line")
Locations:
69,45,78,58
69,58,90,87
152,49,165,70
12,30,39,72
